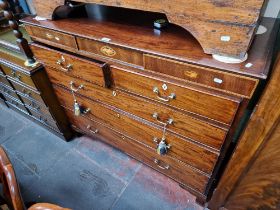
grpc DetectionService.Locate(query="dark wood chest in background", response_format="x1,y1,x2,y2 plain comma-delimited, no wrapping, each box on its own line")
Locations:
17,3,279,204
0,26,74,140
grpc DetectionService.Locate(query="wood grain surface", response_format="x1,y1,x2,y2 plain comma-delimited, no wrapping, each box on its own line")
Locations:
31,0,267,57
209,53,280,209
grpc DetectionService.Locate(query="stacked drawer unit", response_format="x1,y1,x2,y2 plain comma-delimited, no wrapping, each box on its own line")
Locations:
22,13,276,202
0,49,73,140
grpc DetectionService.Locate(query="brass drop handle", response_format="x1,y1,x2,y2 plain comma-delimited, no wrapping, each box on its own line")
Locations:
86,125,99,134
57,56,73,72
70,81,84,92
153,137,171,156
152,113,173,125
153,87,176,102
154,159,170,170
11,70,21,81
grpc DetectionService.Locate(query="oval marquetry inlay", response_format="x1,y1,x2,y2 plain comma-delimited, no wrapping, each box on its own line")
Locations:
100,46,116,57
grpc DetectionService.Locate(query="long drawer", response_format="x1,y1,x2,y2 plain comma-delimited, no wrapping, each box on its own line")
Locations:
31,44,109,87
65,108,210,194
144,54,258,98
111,66,241,125
46,67,227,150
54,85,219,174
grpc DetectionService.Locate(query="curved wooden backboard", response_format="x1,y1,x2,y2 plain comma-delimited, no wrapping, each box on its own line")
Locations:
32,0,267,58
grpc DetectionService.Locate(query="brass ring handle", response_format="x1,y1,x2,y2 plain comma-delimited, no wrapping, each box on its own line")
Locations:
152,113,173,125
86,125,99,134
70,81,84,92
153,87,176,102
57,56,73,72
154,159,170,170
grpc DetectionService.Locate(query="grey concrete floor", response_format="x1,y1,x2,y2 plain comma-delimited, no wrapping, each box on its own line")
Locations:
0,104,203,210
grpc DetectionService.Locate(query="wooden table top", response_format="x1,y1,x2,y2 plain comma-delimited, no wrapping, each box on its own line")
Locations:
21,6,279,79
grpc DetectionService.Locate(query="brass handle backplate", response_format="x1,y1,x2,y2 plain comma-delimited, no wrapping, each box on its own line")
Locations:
153,87,175,102
154,159,170,170
57,56,73,72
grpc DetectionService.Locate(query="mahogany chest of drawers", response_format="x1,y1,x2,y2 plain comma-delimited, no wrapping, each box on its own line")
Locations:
22,7,278,203
0,27,74,140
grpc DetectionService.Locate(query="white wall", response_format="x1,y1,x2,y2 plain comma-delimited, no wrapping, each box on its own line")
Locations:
264,0,280,18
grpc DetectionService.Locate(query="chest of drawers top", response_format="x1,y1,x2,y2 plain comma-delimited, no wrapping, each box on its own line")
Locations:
21,12,277,80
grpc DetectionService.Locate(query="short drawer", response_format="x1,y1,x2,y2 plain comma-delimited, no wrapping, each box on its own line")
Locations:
65,109,210,194
77,37,143,66
28,106,59,130
25,25,77,50
2,66,36,89
55,86,219,174
9,80,45,105
144,54,259,98
0,83,21,101
31,44,109,87
0,73,12,87
111,66,241,125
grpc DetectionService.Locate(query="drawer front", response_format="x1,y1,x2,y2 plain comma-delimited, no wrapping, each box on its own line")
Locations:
46,67,227,149
104,89,228,150
111,66,240,125
4,95,27,112
0,73,12,87
28,106,59,130
9,80,45,105
31,44,109,87
144,54,259,98
65,109,209,194
20,94,51,117
54,86,218,174
2,66,36,89
25,25,77,50
0,83,21,101
77,37,143,66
